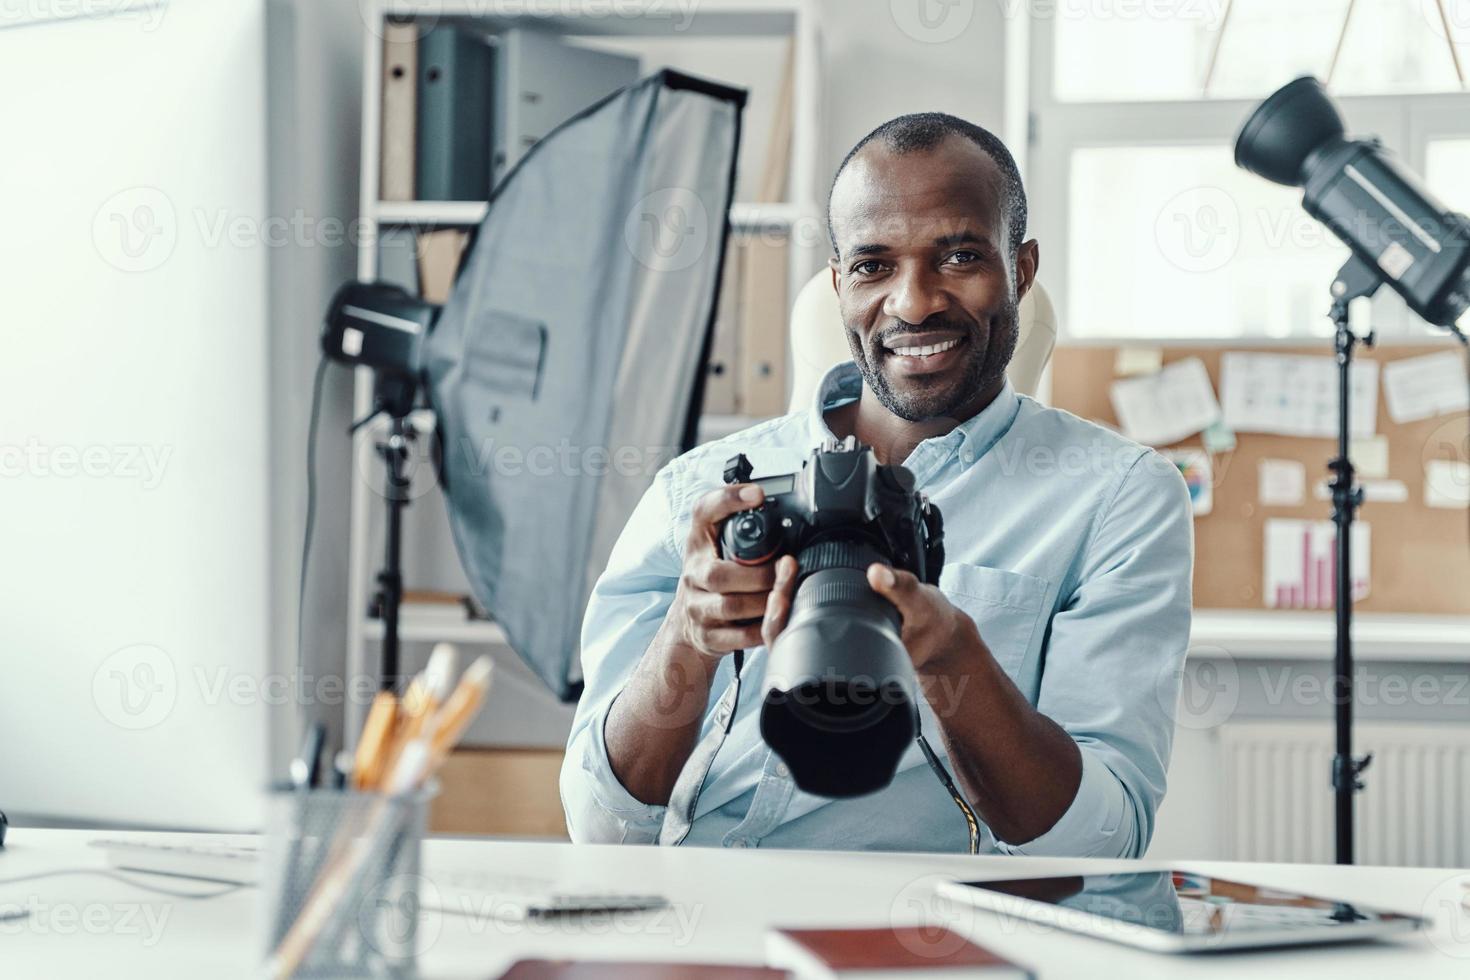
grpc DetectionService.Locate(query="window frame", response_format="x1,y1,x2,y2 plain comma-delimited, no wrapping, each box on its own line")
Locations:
1028,12,1470,345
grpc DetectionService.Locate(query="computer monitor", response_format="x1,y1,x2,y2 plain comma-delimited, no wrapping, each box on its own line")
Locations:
0,7,278,831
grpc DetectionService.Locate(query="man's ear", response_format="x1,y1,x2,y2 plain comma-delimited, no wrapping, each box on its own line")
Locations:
1014,239,1040,300
828,257,840,296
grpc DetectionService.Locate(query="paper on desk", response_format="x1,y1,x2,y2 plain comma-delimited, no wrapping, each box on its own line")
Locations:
1263,518,1369,609
1220,352,1377,438
1425,460,1470,508
1381,350,1469,423
1258,459,1306,506
1160,448,1213,516
1109,357,1221,446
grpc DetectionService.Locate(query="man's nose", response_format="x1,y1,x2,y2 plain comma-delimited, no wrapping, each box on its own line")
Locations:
881,265,949,326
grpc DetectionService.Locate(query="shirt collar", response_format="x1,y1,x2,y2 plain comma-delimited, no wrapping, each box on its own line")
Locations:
807,361,1021,469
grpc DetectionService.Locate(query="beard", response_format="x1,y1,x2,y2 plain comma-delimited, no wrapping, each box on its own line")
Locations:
844,296,1020,423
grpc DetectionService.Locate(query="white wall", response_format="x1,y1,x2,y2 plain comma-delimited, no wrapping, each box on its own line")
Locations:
816,0,1012,210
262,0,365,770
0,1,274,828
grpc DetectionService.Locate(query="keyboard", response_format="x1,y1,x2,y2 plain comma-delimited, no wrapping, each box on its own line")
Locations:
91,838,263,885
88,838,667,918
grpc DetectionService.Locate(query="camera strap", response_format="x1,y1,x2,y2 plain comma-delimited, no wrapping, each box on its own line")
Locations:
656,650,744,847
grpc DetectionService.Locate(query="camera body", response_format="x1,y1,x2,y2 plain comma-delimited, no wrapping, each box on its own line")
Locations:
717,437,945,798
719,437,944,582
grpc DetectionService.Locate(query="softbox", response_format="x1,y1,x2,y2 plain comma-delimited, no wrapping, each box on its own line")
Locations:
422,70,746,701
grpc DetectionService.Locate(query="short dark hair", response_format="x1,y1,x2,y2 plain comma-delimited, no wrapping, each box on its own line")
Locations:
826,112,1027,257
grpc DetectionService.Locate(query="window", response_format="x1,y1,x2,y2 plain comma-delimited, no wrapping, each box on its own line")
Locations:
1053,0,1470,103
1033,2,1470,341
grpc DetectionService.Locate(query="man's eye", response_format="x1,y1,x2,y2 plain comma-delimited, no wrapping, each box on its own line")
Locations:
852,260,884,276
944,250,980,265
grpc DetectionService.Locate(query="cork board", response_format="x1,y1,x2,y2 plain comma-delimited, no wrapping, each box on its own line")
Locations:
1050,344,1470,615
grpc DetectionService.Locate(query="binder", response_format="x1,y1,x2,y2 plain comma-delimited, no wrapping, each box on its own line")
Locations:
379,21,418,201
493,28,639,183
416,229,469,305
702,241,744,415
416,26,494,201
737,234,791,417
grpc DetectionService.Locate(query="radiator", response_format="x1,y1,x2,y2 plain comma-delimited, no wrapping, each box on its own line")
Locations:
1221,721,1470,868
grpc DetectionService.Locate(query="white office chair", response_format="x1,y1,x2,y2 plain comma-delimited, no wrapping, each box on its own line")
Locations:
785,269,1058,414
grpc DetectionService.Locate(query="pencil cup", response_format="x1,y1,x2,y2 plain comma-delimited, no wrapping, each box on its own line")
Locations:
261,786,434,979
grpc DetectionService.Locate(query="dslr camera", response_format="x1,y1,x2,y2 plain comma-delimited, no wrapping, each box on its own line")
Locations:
718,437,944,798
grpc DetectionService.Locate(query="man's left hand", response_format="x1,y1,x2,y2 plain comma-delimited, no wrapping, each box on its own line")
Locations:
761,558,980,674
864,563,979,674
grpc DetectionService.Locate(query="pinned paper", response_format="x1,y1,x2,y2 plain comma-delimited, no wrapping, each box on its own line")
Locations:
1313,479,1408,504
1221,352,1377,438
1349,435,1390,479
1425,460,1470,508
1161,448,1213,516
1264,519,1369,609
1115,346,1164,377
1258,459,1306,506
1202,419,1237,454
1381,351,1469,423
1109,357,1221,447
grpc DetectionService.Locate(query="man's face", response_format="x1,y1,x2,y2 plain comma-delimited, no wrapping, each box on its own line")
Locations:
828,137,1035,423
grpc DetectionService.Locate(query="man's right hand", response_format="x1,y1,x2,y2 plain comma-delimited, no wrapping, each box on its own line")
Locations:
669,483,798,657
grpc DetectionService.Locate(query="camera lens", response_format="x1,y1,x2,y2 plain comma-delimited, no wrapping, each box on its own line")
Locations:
759,537,919,798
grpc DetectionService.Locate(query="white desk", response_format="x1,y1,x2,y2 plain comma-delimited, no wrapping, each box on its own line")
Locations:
1,830,1466,978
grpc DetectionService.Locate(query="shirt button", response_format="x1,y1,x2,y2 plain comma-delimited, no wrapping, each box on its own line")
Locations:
775,763,790,779
729,839,748,848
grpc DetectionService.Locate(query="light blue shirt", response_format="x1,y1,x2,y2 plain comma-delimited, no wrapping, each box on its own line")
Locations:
561,362,1194,856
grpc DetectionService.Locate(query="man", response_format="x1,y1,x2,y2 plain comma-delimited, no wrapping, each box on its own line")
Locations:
561,112,1193,855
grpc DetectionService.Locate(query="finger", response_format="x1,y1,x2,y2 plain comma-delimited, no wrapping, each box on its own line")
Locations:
708,590,770,624
700,622,765,654
700,556,778,594
761,556,799,648
867,563,923,617
689,483,765,534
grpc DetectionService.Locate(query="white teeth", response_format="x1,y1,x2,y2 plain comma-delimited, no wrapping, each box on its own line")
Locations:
888,338,958,357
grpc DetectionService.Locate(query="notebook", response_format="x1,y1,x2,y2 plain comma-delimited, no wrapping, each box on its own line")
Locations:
766,926,1031,979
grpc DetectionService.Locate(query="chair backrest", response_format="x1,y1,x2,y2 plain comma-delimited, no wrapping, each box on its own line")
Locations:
785,269,1058,414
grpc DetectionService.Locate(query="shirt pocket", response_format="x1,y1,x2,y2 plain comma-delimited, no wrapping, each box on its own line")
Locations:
938,563,1049,682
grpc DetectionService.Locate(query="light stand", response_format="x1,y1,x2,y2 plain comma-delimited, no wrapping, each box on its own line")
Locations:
1235,76,1470,866
362,372,418,693
1324,256,1380,865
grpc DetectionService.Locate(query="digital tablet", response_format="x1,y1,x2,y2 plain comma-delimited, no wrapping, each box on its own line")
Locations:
936,870,1425,953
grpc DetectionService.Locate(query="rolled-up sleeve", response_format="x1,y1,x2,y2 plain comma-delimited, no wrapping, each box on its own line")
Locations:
997,449,1194,859
560,464,685,843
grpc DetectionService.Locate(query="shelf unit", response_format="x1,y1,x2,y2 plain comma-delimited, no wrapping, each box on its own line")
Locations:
347,0,822,735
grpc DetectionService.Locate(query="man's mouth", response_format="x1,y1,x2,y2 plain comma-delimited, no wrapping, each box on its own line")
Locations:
879,333,967,374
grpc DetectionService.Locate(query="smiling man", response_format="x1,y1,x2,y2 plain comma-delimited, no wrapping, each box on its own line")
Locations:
561,113,1195,855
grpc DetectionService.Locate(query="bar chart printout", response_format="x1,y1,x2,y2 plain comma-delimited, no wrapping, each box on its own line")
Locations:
1263,519,1370,609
